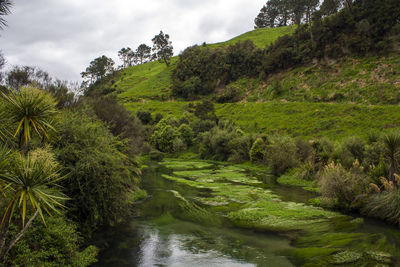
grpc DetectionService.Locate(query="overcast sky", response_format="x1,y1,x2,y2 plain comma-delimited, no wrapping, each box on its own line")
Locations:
0,0,265,82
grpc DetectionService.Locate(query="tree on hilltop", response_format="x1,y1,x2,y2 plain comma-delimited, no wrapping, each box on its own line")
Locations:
118,47,135,68
135,44,152,65
152,31,173,67
81,55,115,85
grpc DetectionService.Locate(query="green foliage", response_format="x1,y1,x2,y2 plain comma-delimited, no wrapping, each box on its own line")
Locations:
249,137,266,163
363,189,400,226
2,148,67,225
172,41,261,99
81,55,114,86
136,109,153,125
150,121,181,153
4,215,97,266
199,122,252,162
266,135,299,175
319,161,370,209
89,96,144,154
2,86,58,149
178,123,194,146
152,31,173,66
54,111,138,236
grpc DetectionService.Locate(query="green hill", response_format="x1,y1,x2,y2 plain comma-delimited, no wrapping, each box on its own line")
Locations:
108,26,294,102
207,26,295,49
92,22,400,140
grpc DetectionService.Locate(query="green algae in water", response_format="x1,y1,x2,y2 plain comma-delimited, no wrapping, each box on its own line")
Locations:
330,250,362,264
160,159,214,170
158,160,398,266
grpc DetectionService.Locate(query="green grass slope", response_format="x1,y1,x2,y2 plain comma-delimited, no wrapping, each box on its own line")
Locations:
125,101,400,140
207,26,295,49
112,26,293,101
241,54,400,105
100,25,400,140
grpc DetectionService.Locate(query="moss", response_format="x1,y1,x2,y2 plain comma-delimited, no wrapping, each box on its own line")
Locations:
152,212,177,225
366,251,392,263
160,159,214,170
290,247,339,262
330,250,362,264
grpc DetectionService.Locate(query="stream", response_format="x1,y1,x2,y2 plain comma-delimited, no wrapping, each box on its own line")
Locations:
94,160,400,266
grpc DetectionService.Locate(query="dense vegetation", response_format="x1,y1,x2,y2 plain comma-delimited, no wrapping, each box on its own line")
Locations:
0,72,144,264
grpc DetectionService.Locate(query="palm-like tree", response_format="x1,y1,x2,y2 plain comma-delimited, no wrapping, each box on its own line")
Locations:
2,87,58,151
0,148,67,260
0,0,12,29
383,133,400,183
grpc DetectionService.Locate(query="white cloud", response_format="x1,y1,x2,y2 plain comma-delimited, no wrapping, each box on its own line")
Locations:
0,0,265,81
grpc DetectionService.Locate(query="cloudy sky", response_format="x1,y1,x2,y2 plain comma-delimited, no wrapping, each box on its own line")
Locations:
1,0,265,82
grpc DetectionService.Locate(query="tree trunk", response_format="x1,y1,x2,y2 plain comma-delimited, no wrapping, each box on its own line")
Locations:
0,210,39,261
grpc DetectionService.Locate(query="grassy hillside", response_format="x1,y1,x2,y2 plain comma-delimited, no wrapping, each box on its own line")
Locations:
242,54,400,105
207,26,295,49
125,101,400,140
112,26,294,102
98,24,400,140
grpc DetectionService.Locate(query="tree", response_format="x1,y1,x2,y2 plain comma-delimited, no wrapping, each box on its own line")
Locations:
320,0,342,16
118,47,135,68
80,55,114,84
152,31,173,66
254,0,297,28
1,87,58,151
254,4,279,28
6,66,35,90
0,0,12,30
135,44,152,64
0,148,67,261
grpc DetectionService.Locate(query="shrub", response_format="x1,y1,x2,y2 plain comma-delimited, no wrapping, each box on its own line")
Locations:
178,124,194,146
250,137,267,163
5,215,97,266
89,96,144,154
319,161,370,209
54,112,139,236
136,109,153,125
363,189,400,226
266,135,299,176
151,125,178,153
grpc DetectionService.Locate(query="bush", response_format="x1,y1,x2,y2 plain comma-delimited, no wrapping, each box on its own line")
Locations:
266,135,299,176
89,96,144,154
54,112,139,236
151,125,178,153
178,124,194,146
319,161,370,209
136,109,153,125
363,189,400,226
250,137,267,163
5,214,97,266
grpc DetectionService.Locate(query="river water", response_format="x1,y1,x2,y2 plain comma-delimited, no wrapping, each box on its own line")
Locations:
94,161,400,266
